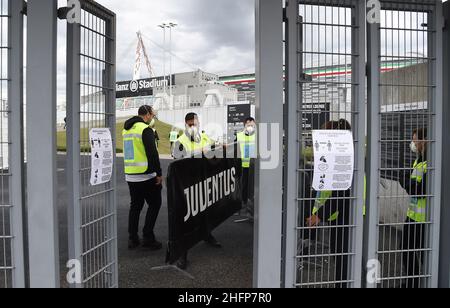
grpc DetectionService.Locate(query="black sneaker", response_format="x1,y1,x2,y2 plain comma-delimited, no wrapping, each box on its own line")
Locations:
128,238,140,250
176,257,188,270
142,239,163,251
205,235,222,248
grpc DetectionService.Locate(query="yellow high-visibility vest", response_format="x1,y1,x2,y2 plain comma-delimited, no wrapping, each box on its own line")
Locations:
169,131,179,143
237,132,256,168
123,122,150,175
407,160,428,223
177,133,213,156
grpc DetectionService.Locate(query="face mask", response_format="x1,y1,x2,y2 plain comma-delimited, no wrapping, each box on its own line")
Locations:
186,125,199,137
149,118,156,128
245,125,255,135
410,141,419,154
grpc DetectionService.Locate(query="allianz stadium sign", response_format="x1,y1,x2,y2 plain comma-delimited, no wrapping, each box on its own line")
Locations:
116,75,175,99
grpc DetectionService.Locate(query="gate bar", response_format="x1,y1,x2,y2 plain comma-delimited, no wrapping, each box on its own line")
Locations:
254,0,284,288
351,0,367,289
365,10,382,289
8,0,26,288
66,9,82,288
283,0,300,289
428,0,444,289
105,10,118,288
440,1,450,289
26,0,59,288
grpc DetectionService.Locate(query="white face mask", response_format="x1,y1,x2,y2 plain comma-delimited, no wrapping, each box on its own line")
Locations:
149,118,156,128
245,125,256,135
186,125,199,137
410,141,419,154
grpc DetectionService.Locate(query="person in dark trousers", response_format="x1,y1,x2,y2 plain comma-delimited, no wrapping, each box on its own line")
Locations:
307,119,352,288
123,105,163,251
399,128,428,288
172,112,222,270
236,117,257,220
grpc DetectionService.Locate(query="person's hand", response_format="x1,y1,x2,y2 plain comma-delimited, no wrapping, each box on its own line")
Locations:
306,215,321,227
156,176,163,186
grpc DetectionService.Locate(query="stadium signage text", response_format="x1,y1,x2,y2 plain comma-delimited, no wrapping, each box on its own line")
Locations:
116,75,175,98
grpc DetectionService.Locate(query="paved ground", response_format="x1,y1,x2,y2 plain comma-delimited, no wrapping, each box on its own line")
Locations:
56,155,254,288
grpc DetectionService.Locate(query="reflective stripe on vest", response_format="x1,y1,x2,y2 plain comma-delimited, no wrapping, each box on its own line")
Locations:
177,133,212,156
407,160,428,222
122,122,149,175
237,132,256,168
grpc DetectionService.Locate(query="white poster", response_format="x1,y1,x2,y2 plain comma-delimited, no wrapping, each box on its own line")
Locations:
312,130,354,191
89,128,113,186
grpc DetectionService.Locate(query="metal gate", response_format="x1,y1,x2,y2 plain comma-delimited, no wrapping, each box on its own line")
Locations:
366,0,443,288
66,0,117,288
283,0,443,288
284,0,366,288
0,0,25,289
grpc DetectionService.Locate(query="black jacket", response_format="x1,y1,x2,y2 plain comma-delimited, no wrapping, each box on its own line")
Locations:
124,116,162,177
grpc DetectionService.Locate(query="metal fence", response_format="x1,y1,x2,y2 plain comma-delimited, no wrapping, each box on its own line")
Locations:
0,0,24,289
366,0,443,288
284,0,366,288
283,0,443,288
67,0,117,288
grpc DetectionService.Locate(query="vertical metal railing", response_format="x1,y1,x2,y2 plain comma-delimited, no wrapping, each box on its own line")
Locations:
288,0,365,288
0,0,25,289
366,0,443,288
67,0,117,288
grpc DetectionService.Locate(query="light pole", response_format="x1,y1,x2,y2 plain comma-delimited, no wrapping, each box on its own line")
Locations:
158,23,167,97
167,23,177,101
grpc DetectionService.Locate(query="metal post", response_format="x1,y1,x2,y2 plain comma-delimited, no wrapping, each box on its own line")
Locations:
105,12,118,288
440,0,450,289
8,0,26,289
26,0,59,288
351,0,367,288
254,0,283,288
283,0,299,289
365,15,381,289
66,12,82,288
428,1,444,289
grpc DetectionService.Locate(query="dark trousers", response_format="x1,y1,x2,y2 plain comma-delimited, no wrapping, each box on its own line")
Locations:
329,224,350,288
242,165,255,214
402,218,425,288
127,178,162,241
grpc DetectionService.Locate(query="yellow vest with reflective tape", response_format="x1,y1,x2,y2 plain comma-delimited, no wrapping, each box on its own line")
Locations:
407,160,427,223
177,133,212,155
123,122,149,175
170,131,179,142
237,132,256,168
313,176,367,222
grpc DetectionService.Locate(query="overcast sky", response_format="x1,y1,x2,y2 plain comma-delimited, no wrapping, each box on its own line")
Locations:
95,0,255,80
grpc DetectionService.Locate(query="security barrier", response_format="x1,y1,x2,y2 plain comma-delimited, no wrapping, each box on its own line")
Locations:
281,0,444,288
66,0,118,288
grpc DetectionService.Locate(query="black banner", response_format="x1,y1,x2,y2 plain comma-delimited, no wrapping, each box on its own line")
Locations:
166,158,242,264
